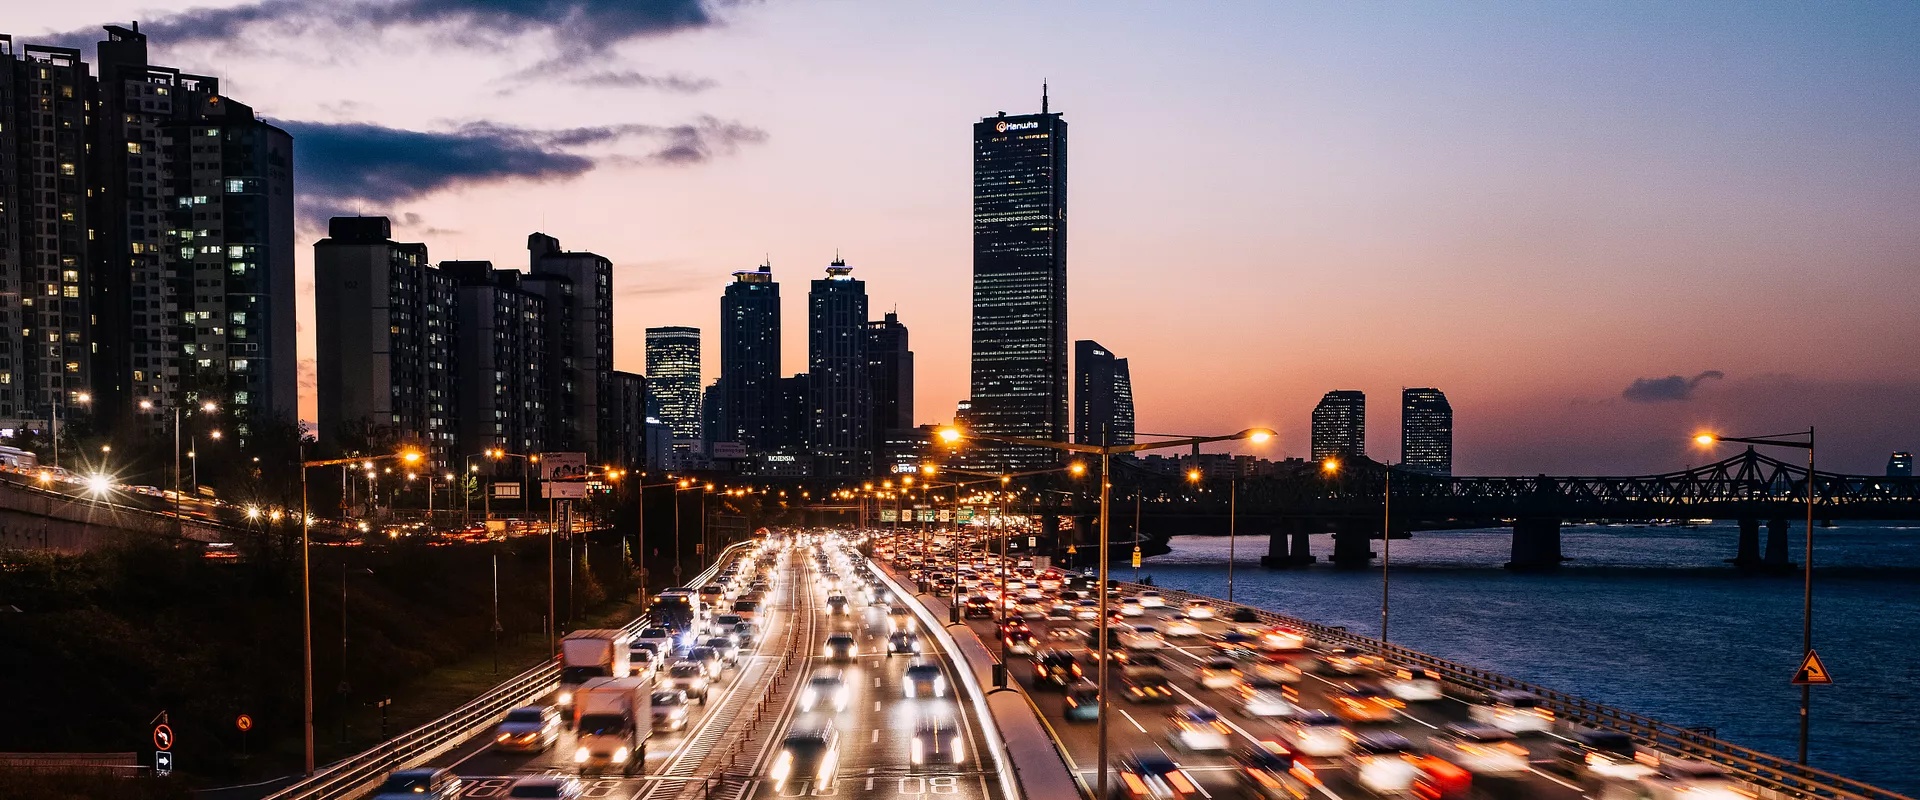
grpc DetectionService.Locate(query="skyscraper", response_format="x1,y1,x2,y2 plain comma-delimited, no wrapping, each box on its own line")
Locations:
645,326,703,447
808,259,871,477
867,311,914,463
720,261,781,451
1401,388,1453,475
443,261,547,457
1311,390,1366,462
1891,452,1915,478
969,91,1068,469
526,233,613,459
1074,340,1135,446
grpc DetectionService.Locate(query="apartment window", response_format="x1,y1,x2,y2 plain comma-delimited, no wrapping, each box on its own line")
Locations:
126,142,141,154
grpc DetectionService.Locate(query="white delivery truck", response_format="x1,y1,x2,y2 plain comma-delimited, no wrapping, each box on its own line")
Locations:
572,676,652,776
558,629,632,713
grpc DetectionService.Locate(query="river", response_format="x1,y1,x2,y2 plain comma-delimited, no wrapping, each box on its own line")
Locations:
1136,521,1920,793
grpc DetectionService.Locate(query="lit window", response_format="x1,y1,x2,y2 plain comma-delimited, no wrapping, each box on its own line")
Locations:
126,142,141,154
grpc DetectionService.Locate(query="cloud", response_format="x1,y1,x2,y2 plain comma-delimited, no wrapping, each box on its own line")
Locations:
1621,370,1725,403
279,116,765,225
563,71,717,93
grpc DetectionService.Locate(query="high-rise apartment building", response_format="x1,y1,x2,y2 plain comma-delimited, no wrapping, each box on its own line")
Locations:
1891,452,1915,478
443,261,546,457
720,262,780,451
313,217,455,461
645,326,703,445
969,92,1068,469
526,233,613,459
808,260,870,477
1400,388,1453,475
0,26,296,441
610,371,646,467
866,311,914,466
1311,390,1366,462
1073,340,1134,446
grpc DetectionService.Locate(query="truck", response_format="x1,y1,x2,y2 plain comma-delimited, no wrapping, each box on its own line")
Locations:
558,629,632,712
649,592,698,635
572,676,651,776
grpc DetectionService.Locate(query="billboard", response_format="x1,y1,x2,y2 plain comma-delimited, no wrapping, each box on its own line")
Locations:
492,482,522,499
539,452,589,499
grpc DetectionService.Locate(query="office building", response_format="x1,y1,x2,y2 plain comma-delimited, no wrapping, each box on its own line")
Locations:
867,311,914,469
525,233,613,459
1073,340,1134,446
773,373,811,453
1311,390,1366,462
969,91,1068,469
1892,452,1915,478
720,261,781,451
1401,388,1453,475
645,326,702,445
313,217,455,461
610,371,646,468
808,259,870,477
443,261,546,457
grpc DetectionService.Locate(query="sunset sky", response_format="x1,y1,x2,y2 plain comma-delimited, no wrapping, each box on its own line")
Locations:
22,1,1920,474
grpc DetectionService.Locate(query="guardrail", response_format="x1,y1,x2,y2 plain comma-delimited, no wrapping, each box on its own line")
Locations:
1123,581,1914,800
264,542,756,800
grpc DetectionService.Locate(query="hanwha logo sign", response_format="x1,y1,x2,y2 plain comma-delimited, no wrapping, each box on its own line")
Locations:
995,120,1038,133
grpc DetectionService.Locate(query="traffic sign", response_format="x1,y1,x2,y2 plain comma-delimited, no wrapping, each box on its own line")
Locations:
235,714,252,732
154,751,173,776
1792,649,1834,685
153,724,174,751
1131,547,1142,568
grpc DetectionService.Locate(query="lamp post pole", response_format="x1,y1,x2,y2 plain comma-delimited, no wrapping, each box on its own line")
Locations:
1381,463,1391,643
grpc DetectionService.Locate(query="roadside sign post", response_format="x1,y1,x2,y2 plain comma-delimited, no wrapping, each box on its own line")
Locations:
236,715,252,759
152,717,173,776
1792,649,1834,685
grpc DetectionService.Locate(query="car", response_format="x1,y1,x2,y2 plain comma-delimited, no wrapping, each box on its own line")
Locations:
904,661,947,699
492,705,561,752
826,595,851,615
627,648,658,680
703,636,741,665
1236,686,1300,718
1550,728,1652,783
801,669,851,712
1164,615,1202,638
1003,630,1036,655
652,690,692,730
1384,667,1444,702
1427,723,1529,775
732,621,760,647
505,777,584,799
1470,690,1553,734
733,599,761,621
1020,603,1048,620
636,627,675,656
684,646,725,678
1034,650,1083,688
1246,660,1304,687
665,662,710,702
1118,597,1145,617
1074,599,1101,620
1137,590,1166,609
1064,680,1101,721
771,715,840,791
1319,647,1384,676
1183,599,1216,620
712,613,746,637
1282,711,1351,758
1640,760,1751,800
824,632,858,661
1169,704,1233,751
1115,750,1203,800
1258,628,1307,652
886,630,922,655
1048,604,1075,620
1348,731,1422,795
1121,666,1175,703
963,596,996,619
1329,682,1402,724
1232,741,1306,800
371,768,464,800
1213,631,1260,659
1198,658,1243,690
909,711,966,766
888,606,916,631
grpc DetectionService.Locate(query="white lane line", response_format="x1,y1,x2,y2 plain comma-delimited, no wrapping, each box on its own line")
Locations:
874,677,883,687
1529,766,1586,791
1115,707,1150,734
874,700,883,712
871,729,880,743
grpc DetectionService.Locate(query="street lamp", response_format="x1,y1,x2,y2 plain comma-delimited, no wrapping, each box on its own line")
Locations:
139,398,219,533
1320,456,1395,643
297,447,421,775
1695,429,1819,765
937,424,1274,800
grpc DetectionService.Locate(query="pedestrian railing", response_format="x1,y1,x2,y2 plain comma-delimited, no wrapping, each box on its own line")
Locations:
1124,581,1914,800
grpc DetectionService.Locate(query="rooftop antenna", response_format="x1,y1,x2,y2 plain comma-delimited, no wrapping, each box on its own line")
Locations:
1042,81,1048,114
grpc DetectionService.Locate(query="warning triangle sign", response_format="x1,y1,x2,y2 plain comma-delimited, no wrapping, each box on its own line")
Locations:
1791,649,1833,685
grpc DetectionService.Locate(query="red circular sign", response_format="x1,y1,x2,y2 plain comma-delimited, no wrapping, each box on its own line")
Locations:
236,715,253,732
153,724,174,751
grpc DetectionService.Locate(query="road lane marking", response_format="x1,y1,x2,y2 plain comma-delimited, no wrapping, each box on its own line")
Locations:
1115,708,1150,734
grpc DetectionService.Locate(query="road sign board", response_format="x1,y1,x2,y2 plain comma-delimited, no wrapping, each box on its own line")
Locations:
957,508,973,522
492,482,521,499
235,714,252,732
1792,649,1834,685
153,723,173,751
154,751,172,776
1131,547,1142,568
881,510,897,522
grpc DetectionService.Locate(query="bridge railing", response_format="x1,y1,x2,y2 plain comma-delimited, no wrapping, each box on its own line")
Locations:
262,542,755,800
1124,582,1914,800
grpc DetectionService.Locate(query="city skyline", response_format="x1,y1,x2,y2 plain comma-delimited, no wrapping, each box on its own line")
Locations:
14,3,1919,473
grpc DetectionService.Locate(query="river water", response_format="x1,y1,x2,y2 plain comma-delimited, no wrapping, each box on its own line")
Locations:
1136,521,1920,793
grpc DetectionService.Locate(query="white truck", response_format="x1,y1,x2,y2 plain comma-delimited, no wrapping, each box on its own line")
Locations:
558,629,632,712
572,676,652,776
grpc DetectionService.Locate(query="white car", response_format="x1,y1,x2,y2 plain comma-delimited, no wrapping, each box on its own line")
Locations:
1351,733,1423,796
1642,760,1751,800
1470,690,1553,734
1246,661,1304,686
1384,668,1444,702
1118,598,1145,617
1283,712,1351,758
1073,600,1101,620
1119,625,1167,651
1137,591,1166,608
1198,659,1243,690
1237,688,1300,718
1164,616,1203,638
801,670,851,712
492,706,561,752
1170,706,1232,752
1183,600,1216,620
1429,724,1529,775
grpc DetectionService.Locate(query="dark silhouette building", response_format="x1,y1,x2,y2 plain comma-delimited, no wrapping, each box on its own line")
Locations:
1892,452,1915,478
720,262,781,452
1311,390,1366,462
867,311,914,469
969,90,1068,469
525,233,613,459
444,261,547,458
808,259,871,477
1073,340,1134,445
1400,388,1453,475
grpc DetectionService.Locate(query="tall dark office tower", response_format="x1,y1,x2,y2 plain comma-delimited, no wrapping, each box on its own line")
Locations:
774,373,811,453
1311,390,1367,462
969,91,1068,469
1401,388,1453,475
313,217,455,462
610,371,646,467
1073,340,1135,446
526,233,613,459
645,326,703,444
808,259,871,477
720,261,781,451
867,311,914,461
443,261,547,458
1891,452,1915,478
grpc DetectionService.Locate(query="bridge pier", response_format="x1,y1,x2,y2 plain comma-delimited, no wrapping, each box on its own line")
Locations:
1331,519,1374,569
1505,517,1564,571
1260,520,1315,567
1730,518,1762,569
1765,518,1794,570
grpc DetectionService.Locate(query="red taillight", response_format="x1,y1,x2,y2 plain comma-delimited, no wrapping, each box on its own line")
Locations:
1120,773,1149,797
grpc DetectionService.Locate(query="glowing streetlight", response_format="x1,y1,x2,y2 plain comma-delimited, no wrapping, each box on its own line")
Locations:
1322,458,1341,473
246,506,262,520
86,473,112,495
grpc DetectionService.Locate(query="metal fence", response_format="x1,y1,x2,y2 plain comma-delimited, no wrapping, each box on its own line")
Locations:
1124,581,1914,800
263,542,754,800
